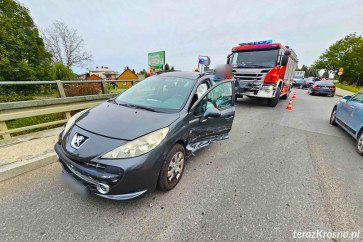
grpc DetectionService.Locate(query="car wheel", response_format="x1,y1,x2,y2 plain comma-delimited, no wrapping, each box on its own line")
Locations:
299,85,302,89
330,93,335,97
267,86,281,107
356,130,363,156
158,143,186,191
330,107,337,125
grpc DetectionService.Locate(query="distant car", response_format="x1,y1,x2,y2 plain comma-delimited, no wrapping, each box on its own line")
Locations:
308,81,336,97
292,79,313,89
330,91,363,155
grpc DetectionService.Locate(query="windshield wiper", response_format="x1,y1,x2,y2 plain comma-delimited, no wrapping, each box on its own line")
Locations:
130,104,158,112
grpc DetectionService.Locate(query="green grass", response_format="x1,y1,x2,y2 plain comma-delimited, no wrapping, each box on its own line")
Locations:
6,113,64,136
334,83,362,93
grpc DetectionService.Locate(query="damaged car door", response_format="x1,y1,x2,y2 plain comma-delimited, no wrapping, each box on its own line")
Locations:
187,80,235,151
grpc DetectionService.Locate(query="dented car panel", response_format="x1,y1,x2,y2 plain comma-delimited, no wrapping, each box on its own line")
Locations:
55,72,236,200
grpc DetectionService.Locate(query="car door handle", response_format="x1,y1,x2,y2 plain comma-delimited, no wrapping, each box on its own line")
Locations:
225,115,234,120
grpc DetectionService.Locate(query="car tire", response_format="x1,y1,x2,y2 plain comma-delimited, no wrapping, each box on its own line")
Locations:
158,143,186,191
330,107,337,125
356,130,363,156
330,93,335,97
267,86,281,107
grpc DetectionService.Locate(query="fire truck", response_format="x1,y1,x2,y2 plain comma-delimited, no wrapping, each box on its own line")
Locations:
227,40,298,107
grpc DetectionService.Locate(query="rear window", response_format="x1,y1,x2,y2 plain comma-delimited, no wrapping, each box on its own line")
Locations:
315,81,333,86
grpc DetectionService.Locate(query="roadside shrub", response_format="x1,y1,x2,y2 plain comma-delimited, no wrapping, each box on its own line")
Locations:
0,94,34,103
63,83,101,97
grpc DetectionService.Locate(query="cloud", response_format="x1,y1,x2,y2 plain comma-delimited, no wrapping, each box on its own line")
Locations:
19,0,363,74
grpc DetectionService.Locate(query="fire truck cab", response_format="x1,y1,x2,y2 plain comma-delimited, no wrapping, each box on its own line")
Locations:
227,40,298,107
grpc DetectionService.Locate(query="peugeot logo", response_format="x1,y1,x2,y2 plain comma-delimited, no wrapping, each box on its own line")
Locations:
71,133,87,149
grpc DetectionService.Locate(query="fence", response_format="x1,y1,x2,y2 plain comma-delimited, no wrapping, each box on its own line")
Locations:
0,79,138,144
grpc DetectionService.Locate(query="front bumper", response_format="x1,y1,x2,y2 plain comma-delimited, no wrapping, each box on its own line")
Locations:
55,137,164,200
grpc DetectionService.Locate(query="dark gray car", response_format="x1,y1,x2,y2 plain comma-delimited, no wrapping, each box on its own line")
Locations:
55,72,236,200
308,81,336,97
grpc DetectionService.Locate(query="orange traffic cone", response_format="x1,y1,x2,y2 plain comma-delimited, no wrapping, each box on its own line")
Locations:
286,99,293,110
292,92,296,98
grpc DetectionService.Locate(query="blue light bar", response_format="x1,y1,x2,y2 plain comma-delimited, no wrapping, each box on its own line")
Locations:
239,40,273,46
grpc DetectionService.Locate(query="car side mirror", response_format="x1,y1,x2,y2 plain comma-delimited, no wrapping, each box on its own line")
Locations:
281,55,289,66
343,95,352,100
201,107,221,123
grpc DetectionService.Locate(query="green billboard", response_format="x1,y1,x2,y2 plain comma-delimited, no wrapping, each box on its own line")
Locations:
148,51,165,66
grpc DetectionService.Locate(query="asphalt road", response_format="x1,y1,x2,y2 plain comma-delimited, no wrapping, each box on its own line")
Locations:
1,89,362,241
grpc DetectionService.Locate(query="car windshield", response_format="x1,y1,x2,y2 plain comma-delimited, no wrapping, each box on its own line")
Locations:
231,49,278,68
115,76,195,113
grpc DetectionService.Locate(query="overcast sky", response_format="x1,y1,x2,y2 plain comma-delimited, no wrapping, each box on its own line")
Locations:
18,0,363,74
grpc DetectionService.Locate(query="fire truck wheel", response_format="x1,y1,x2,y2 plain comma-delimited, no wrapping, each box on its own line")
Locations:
280,88,290,100
267,87,281,107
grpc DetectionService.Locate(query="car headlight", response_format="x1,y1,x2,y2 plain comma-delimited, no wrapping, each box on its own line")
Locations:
101,127,169,159
62,109,88,139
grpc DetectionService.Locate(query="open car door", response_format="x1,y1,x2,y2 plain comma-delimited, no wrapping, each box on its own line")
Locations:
187,80,235,152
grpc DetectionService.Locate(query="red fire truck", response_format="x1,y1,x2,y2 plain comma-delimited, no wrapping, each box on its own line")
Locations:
227,40,298,107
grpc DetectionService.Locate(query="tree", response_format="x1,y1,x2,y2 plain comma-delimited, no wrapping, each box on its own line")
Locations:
138,69,150,78
164,63,170,71
52,62,73,80
42,21,92,68
171,66,174,71
315,33,363,85
299,65,309,77
322,70,329,79
0,0,52,96
308,66,319,77
0,0,51,82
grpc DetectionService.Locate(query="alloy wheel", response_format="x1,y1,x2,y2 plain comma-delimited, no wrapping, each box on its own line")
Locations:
358,133,363,152
167,151,184,183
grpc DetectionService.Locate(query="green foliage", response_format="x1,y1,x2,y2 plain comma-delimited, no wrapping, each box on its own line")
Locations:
164,63,170,71
334,83,362,93
0,93,34,102
6,113,63,136
52,62,74,80
171,66,174,71
315,33,363,85
298,65,309,77
138,69,150,78
0,0,52,95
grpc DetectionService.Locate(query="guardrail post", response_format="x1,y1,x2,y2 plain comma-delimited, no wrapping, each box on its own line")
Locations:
101,80,108,94
56,80,71,119
0,121,11,142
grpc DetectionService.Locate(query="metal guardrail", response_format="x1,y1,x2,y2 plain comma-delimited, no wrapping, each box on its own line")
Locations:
0,79,138,144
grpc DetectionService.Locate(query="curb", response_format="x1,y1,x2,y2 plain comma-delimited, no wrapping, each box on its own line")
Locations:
0,152,57,182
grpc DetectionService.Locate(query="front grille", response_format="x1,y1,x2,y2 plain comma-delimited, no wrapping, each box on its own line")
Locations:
67,164,99,185
72,159,106,170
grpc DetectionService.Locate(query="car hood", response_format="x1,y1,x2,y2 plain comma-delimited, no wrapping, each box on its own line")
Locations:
75,102,179,140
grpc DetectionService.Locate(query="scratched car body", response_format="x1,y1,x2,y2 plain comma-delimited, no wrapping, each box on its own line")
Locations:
55,72,236,200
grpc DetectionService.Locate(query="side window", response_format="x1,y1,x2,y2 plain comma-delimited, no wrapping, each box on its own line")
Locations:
351,93,363,102
194,82,232,116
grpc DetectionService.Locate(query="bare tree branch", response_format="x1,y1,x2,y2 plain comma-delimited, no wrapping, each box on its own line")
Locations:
42,21,92,68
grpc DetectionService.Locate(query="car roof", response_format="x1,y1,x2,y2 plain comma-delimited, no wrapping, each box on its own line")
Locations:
157,71,202,80
315,81,334,85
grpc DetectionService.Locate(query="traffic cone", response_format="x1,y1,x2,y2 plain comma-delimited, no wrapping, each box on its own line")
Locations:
292,92,296,99
286,99,293,110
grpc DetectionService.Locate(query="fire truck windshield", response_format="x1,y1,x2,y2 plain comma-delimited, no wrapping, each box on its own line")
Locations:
231,49,279,68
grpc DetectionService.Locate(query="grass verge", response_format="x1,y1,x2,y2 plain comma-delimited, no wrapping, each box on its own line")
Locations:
334,83,362,93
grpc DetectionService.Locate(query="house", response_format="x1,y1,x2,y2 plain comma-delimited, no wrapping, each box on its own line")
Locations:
85,74,102,80
116,67,139,87
89,66,119,80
